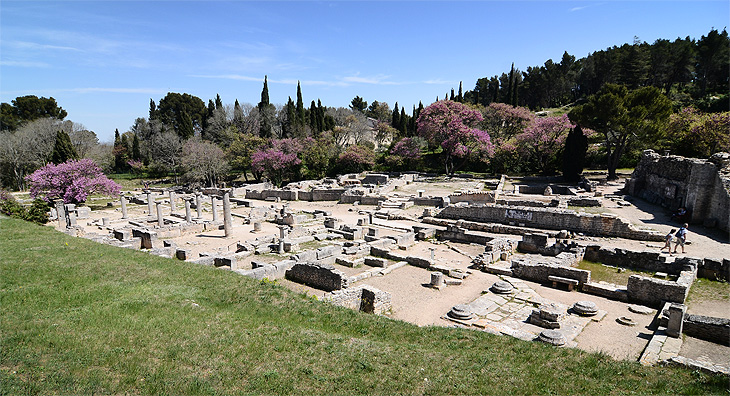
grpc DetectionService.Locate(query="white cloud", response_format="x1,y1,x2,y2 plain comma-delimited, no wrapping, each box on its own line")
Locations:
0,60,51,68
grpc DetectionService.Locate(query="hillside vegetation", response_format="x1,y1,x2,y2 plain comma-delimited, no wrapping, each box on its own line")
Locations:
1,217,726,395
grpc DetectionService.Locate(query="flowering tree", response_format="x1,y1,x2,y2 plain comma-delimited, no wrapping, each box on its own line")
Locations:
26,158,121,204
386,137,424,170
416,100,493,175
513,114,575,174
251,138,303,187
337,144,375,173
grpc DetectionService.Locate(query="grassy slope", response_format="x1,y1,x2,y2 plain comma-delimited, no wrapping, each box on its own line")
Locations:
0,218,725,395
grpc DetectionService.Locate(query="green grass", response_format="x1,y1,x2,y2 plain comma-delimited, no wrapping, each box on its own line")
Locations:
686,278,730,304
1,218,726,395
577,260,660,285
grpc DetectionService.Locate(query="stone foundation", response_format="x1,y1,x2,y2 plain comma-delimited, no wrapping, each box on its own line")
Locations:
323,285,391,314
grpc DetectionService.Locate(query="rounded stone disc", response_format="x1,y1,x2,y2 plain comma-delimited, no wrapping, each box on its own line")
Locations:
628,304,654,315
490,281,514,294
616,316,637,326
538,329,566,346
573,301,598,316
448,304,473,320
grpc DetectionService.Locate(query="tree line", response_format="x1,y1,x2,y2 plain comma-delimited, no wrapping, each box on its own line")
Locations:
1,29,727,190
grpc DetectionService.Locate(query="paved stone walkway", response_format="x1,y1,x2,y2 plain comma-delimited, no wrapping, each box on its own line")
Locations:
444,275,607,346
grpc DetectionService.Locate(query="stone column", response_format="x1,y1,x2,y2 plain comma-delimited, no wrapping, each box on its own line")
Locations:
55,200,67,228
278,225,289,240
184,199,192,223
169,191,176,215
211,196,218,222
146,191,154,215
156,201,164,227
65,204,76,227
195,193,202,218
429,247,436,261
222,191,232,237
120,195,128,219
253,221,262,232
667,303,686,338
102,217,110,227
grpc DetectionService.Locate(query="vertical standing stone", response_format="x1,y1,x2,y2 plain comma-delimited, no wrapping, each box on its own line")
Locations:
55,200,67,228
120,195,128,219
102,217,110,227
278,239,285,254
169,191,176,215
667,303,686,338
184,199,192,223
195,193,202,218
253,221,262,232
146,191,154,215
223,191,232,237
211,196,218,222
429,247,436,261
156,201,164,227
278,225,289,239
65,204,76,227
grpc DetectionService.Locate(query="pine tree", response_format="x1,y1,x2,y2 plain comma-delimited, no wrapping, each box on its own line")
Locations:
50,130,78,164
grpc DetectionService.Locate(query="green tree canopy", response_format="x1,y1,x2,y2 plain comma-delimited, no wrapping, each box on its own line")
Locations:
50,130,78,164
569,84,672,180
1,96,67,131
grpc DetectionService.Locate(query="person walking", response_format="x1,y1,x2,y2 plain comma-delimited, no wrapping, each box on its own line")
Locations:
661,229,675,253
673,223,688,254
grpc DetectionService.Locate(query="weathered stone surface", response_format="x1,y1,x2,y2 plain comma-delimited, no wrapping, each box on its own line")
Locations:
285,262,349,291
448,304,473,320
538,330,566,346
572,301,598,316
490,281,513,294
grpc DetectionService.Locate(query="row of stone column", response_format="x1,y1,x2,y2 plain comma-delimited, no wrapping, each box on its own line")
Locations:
143,190,232,237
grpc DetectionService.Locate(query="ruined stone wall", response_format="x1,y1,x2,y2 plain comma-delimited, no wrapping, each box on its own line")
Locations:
510,258,590,285
682,314,730,346
323,285,392,314
436,204,664,241
285,262,350,291
583,246,682,274
626,270,695,308
626,150,730,234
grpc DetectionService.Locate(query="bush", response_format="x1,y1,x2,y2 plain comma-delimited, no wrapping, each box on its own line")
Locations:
0,191,49,224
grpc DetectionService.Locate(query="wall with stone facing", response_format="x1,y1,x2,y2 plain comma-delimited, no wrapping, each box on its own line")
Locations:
285,262,350,291
625,150,730,236
683,314,730,346
510,257,590,286
583,246,682,274
323,285,392,314
436,204,664,241
626,270,695,308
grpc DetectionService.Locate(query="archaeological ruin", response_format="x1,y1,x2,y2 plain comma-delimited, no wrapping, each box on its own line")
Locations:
46,152,730,375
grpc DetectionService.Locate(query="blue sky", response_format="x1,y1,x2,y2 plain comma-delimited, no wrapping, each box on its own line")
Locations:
1,1,727,143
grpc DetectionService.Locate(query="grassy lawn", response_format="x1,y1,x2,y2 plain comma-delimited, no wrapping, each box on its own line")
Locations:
686,277,730,304
577,260,661,285
1,218,726,395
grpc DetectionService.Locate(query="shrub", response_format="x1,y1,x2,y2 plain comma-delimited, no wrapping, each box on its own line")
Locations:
0,191,49,224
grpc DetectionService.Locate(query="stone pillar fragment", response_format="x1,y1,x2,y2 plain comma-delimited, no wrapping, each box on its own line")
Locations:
55,200,67,228
667,303,686,338
211,196,218,222
195,193,202,218
156,201,164,227
169,191,176,215
146,191,154,215
120,195,128,219
184,199,192,223
223,191,232,237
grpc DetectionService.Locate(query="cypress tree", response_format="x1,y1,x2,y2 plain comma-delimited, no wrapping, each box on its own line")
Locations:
260,76,270,107
50,130,78,164
285,97,295,138
178,111,194,139
309,100,318,134
132,134,141,160
450,89,455,101
113,129,126,171
392,102,400,130
215,94,223,109
296,81,305,126
399,107,407,134
562,126,588,182
258,76,273,138
316,99,325,133
457,81,463,102
149,99,157,120
507,63,515,105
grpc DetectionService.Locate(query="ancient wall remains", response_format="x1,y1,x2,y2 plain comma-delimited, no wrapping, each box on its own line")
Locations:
285,262,350,291
682,314,730,346
626,269,695,308
436,204,664,241
323,285,392,314
625,150,730,235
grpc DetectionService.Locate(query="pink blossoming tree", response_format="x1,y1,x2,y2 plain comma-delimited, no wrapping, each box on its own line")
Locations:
251,138,303,187
416,100,494,175
513,114,575,174
26,158,121,204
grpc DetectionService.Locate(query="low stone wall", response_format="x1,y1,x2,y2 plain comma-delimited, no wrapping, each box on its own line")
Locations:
235,260,296,280
245,189,299,201
626,269,695,308
683,314,730,346
323,285,392,314
436,225,493,245
423,217,563,238
582,282,629,302
698,258,730,281
285,262,350,291
584,246,681,274
298,188,348,201
510,257,590,286
410,197,445,207
449,191,497,204
436,204,664,241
